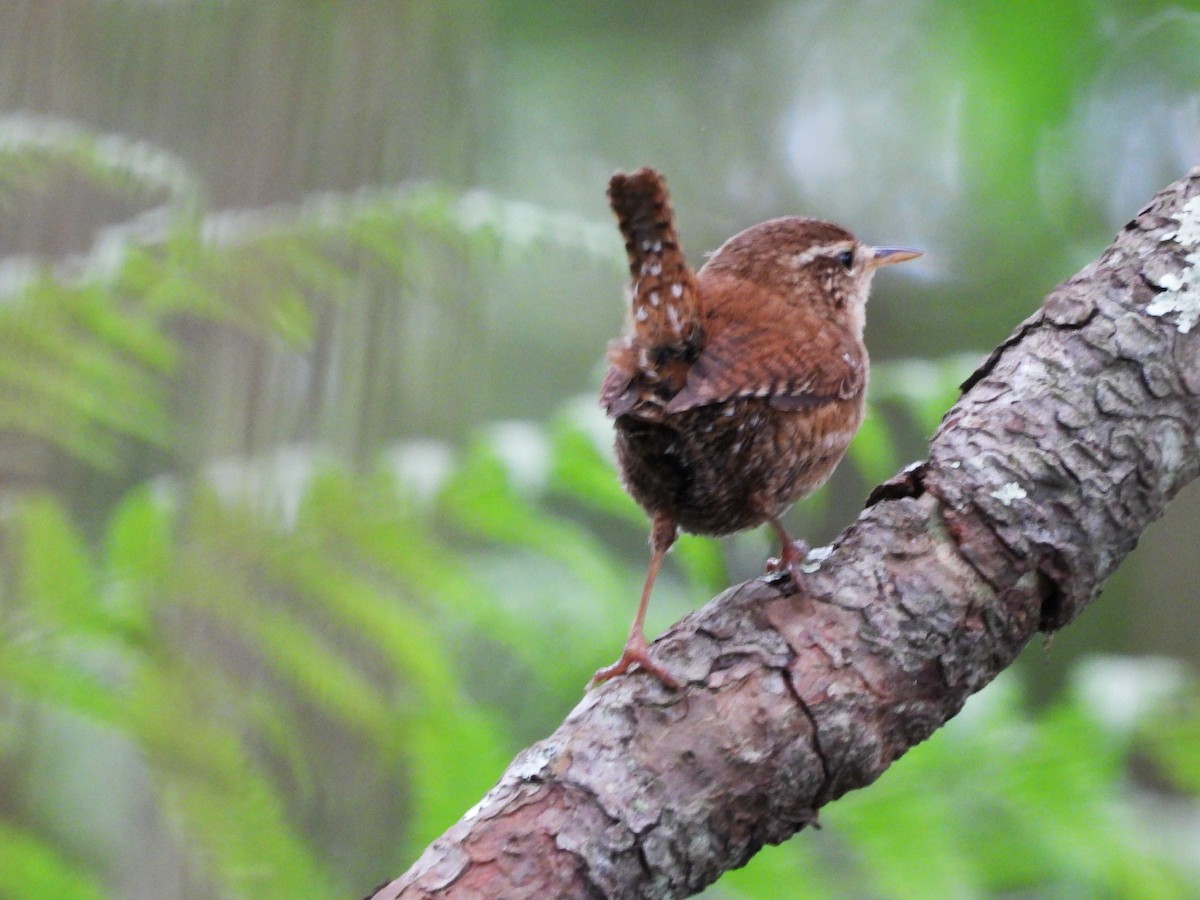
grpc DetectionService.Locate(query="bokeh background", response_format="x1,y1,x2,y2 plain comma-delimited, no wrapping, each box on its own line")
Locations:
3,1,1200,897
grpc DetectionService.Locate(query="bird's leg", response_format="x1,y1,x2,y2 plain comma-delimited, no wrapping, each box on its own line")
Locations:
590,514,680,690
764,515,810,587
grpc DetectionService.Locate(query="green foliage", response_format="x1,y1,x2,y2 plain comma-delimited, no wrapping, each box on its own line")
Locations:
0,118,613,475
1,117,1197,899
0,820,107,900
1136,673,1200,798
834,682,1183,898
716,672,1196,899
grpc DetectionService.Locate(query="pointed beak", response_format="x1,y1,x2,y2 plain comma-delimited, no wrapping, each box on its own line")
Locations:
868,246,922,269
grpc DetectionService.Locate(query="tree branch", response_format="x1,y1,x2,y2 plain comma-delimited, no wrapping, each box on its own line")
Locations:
371,168,1200,899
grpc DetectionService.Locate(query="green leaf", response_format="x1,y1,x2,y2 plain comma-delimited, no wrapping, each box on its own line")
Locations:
0,820,106,900
546,407,644,526
130,668,339,899
103,486,173,644
0,643,126,730
14,496,104,636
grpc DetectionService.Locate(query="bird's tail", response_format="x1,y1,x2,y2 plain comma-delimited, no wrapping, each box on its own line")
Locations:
607,168,703,356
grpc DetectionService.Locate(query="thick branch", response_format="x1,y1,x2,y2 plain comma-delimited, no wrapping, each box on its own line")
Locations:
372,169,1200,899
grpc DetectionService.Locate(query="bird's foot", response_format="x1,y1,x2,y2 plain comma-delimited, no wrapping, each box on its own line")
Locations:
589,635,680,691
765,538,812,587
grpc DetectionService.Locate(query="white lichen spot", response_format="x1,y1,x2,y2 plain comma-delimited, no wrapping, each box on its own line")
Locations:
649,262,662,276
671,283,684,298
1157,423,1185,473
1146,250,1200,333
1149,196,1200,332
641,239,653,251
463,740,560,821
509,741,559,781
462,786,501,822
652,240,663,253
635,305,649,322
1156,272,1185,291
1160,196,1200,247
800,544,834,574
990,482,1027,506
649,291,660,307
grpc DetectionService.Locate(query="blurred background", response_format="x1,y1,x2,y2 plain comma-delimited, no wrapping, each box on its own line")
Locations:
2,1,1200,897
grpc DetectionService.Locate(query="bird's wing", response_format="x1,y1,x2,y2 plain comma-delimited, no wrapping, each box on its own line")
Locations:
663,316,864,414
600,340,638,416
601,337,693,419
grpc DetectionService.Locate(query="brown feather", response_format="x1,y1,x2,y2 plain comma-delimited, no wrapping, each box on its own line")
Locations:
591,166,917,689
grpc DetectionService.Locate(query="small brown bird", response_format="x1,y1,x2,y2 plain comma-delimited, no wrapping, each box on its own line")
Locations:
593,168,919,688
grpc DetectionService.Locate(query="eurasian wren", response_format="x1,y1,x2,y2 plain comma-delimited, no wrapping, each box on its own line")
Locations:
593,167,920,689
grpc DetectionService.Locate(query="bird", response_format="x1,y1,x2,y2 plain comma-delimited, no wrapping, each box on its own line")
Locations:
592,167,920,689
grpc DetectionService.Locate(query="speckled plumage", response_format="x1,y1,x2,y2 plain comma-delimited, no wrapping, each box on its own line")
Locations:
613,393,863,538
592,167,918,689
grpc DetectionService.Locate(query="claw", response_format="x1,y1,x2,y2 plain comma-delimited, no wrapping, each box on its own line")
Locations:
765,537,811,588
589,635,680,690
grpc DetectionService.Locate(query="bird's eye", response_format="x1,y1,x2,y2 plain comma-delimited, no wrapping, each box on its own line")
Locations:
836,249,854,269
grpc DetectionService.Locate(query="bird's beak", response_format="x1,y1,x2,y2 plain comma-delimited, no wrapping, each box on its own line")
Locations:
868,246,922,269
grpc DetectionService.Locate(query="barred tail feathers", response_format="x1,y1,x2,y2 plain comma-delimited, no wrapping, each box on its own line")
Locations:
607,168,703,354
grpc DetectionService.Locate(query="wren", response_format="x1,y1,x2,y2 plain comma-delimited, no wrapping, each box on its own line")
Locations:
592,167,920,689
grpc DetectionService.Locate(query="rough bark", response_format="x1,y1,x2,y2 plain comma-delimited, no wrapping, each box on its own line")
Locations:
371,168,1200,900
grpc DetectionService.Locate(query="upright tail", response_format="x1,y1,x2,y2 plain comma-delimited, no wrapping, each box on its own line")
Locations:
607,168,703,356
